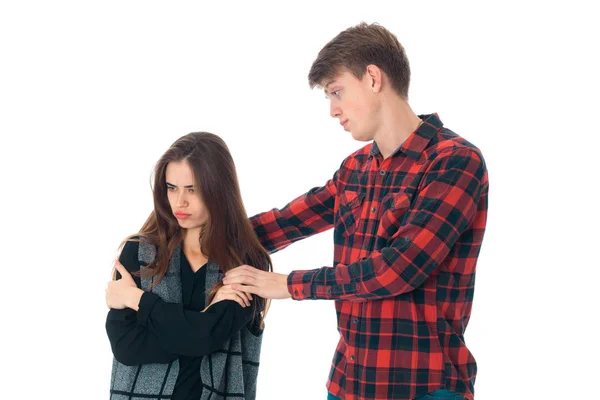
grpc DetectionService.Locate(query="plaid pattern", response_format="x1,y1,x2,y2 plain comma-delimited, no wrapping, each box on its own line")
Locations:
250,114,488,400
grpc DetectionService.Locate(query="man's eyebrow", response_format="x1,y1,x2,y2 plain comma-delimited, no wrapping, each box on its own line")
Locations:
166,182,194,189
324,80,336,91
323,80,338,97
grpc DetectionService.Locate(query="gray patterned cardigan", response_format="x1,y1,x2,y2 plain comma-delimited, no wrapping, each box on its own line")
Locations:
109,241,263,399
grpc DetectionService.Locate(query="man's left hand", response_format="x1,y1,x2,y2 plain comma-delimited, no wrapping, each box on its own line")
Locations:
223,265,291,299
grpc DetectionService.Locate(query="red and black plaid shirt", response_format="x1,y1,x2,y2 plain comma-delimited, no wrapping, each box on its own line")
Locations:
250,114,488,400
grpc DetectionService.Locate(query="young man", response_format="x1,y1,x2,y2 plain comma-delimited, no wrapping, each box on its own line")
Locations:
223,23,488,400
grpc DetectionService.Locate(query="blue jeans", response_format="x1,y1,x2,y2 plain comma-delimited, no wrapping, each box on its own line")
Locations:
327,389,464,399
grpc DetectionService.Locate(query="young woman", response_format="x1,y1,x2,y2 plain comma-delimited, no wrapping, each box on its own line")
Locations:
105,132,271,400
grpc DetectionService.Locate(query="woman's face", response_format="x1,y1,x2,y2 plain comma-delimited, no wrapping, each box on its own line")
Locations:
165,159,208,229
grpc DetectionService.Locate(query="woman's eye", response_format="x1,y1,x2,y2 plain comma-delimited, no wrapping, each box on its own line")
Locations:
167,186,175,191
188,188,195,193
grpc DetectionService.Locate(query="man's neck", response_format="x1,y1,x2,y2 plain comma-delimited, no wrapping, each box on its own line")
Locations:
373,97,422,159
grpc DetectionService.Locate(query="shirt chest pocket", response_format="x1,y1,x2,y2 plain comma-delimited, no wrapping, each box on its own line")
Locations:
376,191,411,241
336,190,366,236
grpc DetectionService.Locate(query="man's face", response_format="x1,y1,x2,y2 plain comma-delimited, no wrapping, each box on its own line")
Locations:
324,69,380,142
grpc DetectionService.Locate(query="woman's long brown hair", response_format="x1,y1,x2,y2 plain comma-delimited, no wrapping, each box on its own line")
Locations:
121,132,272,328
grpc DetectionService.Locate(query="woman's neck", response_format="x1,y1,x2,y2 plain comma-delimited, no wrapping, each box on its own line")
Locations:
182,228,204,255
182,228,208,272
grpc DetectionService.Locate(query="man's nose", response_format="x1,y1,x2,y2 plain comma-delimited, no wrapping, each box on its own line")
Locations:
330,101,341,118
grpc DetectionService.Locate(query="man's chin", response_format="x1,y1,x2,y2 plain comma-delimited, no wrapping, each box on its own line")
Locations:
350,131,371,142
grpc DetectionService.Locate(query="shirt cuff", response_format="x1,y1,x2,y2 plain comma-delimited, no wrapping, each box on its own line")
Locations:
288,269,340,300
288,267,361,300
287,270,311,300
137,291,160,327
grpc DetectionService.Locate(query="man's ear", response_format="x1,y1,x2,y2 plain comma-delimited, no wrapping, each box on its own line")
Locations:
365,64,383,93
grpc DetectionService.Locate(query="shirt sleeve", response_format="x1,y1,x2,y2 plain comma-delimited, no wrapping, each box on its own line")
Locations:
137,293,256,357
105,240,177,366
287,148,488,301
250,169,339,254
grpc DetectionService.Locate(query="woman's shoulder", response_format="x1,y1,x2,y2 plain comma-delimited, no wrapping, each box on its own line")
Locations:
121,236,157,251
119,236,157,273
120,239,139,256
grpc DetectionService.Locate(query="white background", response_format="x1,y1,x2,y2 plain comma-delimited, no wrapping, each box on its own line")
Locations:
1,1,598,399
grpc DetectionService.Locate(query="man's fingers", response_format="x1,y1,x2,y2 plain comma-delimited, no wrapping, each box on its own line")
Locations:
223,273,258,286
225,265,261,278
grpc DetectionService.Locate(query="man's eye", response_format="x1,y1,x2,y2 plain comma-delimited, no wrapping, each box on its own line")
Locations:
332,90,340,96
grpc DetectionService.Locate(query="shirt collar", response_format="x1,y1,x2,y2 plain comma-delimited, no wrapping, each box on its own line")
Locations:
369,113,443,160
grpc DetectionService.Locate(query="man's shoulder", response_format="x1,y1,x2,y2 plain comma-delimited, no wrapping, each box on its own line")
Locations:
426,127,485,163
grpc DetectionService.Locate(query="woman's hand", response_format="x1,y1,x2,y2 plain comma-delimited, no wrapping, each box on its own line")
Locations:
106,261,143,310
206,284,253,310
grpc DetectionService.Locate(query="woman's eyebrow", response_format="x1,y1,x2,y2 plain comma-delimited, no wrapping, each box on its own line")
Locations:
166,182,194,189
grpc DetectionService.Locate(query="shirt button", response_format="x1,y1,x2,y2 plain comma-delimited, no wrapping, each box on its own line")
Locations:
353,318,358,324
294,290,298,296
350,355,355,361
371,207,377,213
326,288,332,294
380,170,386,176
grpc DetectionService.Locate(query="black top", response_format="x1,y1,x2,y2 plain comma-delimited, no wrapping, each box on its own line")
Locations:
106,240,254,400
